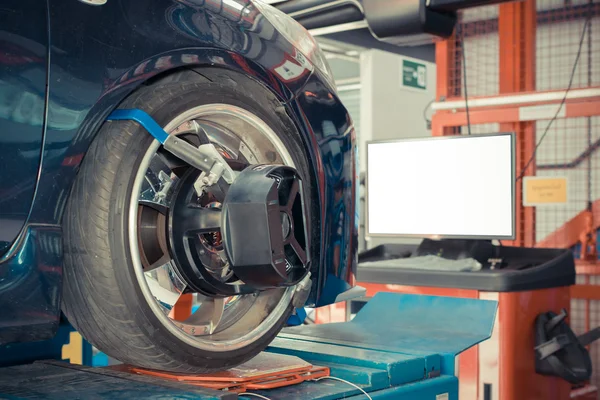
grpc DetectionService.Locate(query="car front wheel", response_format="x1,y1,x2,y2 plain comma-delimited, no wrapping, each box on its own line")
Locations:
62,72,314,373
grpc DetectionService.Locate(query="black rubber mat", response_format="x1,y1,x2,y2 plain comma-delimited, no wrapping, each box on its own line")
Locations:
0,360,235,399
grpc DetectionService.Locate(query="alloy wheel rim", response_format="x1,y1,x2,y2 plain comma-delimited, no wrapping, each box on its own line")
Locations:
128,104,296,351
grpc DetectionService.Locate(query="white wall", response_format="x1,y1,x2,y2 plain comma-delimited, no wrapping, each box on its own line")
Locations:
359,50,436,247
359,49,436,171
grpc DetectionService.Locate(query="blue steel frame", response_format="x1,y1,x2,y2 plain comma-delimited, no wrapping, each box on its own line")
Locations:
264,292,498,400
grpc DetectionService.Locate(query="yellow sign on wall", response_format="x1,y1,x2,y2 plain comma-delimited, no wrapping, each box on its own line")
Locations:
523,177,568,206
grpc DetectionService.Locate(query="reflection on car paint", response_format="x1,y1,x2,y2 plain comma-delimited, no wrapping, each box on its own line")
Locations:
290,73,357,306
0,226,62,344
0,1,49,256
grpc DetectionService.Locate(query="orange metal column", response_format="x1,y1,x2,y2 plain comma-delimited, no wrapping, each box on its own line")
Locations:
498,0,536,248
432,34,458,137
499,288,571,400
498,2,570,399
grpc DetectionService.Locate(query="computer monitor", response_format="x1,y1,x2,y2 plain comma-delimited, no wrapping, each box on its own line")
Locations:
366,133,515,240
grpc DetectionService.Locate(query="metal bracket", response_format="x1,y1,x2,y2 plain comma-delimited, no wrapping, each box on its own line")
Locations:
535,333,571,360
292,273,312,308
578,327,600,347
107,109,236,187
545,308,568,333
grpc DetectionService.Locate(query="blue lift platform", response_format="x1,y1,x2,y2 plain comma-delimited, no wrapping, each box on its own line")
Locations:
0,293,497,399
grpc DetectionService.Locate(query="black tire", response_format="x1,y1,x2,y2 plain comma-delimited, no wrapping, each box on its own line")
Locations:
62,72,314,373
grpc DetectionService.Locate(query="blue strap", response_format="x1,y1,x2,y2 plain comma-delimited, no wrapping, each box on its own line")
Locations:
107,109,169,144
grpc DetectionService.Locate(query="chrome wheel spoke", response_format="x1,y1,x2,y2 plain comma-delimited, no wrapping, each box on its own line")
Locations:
139,200,168,216
144,169,161,193
145,263,187,310
192,122,211,145
143,255,171,272
184,296,225,335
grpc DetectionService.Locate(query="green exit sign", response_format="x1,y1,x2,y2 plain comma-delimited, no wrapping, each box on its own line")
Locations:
402,59,427,90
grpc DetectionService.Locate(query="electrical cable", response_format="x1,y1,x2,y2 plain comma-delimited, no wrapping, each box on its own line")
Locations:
311,376,373,400
239,393,272,400
239,376,373,399
459,24,472,136
515,13,592,182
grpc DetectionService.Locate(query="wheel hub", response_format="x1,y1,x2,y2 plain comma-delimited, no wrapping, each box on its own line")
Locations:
280,212,292,239
167,168,248,297
130,103,302,350
166,163,310,296
221,164,310,289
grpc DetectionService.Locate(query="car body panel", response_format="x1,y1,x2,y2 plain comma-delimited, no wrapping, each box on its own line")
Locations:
0,226,62,343
286,72,358,306
0,0,357,343
0,1,49,255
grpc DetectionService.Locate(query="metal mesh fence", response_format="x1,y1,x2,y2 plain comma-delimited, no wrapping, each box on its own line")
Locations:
535,116,600,244
528,9,599,390
451,3,599,246
451,6,500,99
457,123,501,135
452,1,600,98
446,0,600,391
536,0,600,92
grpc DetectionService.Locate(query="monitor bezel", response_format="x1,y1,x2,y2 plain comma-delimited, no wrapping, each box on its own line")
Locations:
365,132,517,241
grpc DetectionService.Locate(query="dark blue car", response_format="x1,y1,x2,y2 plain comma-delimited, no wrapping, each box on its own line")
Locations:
0,0,357,372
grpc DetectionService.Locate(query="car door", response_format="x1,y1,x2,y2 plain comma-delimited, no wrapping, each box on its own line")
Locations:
0,0,49,255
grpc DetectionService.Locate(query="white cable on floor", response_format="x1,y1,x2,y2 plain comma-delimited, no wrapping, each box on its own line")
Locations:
311,376,373,400
239,376,373,400
239,393,272,400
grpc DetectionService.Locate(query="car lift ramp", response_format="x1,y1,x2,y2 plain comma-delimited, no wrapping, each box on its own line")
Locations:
0,293,497,399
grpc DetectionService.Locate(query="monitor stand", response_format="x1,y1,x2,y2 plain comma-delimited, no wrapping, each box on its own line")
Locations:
414,238,498,264
357,239,575,292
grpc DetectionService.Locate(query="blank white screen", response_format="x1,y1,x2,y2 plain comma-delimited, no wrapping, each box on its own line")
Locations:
367,135,514,238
